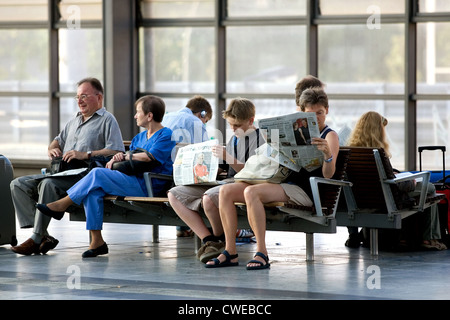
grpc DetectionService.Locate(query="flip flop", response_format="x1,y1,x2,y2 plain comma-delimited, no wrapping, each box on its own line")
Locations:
246,252,270,270
205,250,238,268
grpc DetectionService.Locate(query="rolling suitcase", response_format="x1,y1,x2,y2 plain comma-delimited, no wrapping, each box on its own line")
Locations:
0,155,17,246
418,146,450,245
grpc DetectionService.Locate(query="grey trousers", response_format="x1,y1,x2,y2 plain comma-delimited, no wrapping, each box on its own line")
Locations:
419,182,441,240
10,173,84,236
422,203,441,240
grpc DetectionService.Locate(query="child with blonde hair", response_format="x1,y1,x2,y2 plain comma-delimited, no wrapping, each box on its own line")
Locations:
168,98,265,263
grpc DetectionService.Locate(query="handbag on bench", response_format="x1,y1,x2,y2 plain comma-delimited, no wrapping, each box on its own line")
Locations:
112,148,161,176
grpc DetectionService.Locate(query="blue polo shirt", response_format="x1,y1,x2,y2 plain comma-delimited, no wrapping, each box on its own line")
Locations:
162,107,209,144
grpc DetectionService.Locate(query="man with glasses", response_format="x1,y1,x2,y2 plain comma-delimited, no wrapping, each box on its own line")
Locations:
10,77,125,256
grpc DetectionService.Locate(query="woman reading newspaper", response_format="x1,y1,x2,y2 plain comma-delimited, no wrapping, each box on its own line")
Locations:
206,87,340,269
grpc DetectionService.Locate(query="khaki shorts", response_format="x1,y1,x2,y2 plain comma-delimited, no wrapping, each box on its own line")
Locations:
168,184,222,211
280,183,313,206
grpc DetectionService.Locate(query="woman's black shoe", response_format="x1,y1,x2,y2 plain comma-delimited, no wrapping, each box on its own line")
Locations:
36,203,65,220
82,242,109,258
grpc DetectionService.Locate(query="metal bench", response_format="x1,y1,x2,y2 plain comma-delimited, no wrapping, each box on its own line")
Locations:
68,149,352,261
335,146,446,255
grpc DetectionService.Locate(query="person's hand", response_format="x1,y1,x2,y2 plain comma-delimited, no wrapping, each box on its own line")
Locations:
48,148,62,159
106,153,126,169
211,145,226,160
61,150,86,162
311,137,332,159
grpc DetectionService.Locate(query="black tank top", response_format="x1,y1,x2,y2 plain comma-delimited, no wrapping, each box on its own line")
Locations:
284,125,335,199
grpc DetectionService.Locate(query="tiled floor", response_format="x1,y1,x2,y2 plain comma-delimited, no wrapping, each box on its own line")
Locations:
1,215,450,301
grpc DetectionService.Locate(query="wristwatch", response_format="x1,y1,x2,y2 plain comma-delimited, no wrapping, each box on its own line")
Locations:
324,155,333,163
87,151,92,159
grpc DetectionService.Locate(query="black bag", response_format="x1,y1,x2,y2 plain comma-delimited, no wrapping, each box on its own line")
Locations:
50,155,112,174
112,148,160,176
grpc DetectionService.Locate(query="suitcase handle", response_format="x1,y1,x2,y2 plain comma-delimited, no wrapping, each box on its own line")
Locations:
419,146,446,152
418,145,446,178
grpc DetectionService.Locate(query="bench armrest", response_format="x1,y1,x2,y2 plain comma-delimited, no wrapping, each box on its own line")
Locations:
384,171,431,211
309,177,353,217
143,172,174,197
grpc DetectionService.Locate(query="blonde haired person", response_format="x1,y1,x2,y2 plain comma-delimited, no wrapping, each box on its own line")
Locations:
345,111,446,250
168,98,265,263
347,111,391,157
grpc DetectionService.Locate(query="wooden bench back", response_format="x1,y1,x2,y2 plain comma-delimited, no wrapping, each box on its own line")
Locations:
340,146,405,212
316,148,351,215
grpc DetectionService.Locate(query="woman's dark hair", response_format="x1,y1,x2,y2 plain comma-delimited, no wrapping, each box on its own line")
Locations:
136,95,166,123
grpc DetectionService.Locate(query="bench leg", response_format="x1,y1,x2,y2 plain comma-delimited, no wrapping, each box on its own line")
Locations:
370,228,378,255
152,225,159,243
306,233,314,261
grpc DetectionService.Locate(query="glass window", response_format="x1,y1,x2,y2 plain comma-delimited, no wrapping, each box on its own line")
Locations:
60,97,80,133
0,97,49,160
418,0,450,13
319,24,405,94
254,99,296,120
59,28,103,88
139,27,215,93
227,0,306,17
417,100,450,170
417,22,450,94
0,29,48,92
226,26,306,94
59,0,102,21
319,0,404,15
0,0,48,21
140,0,214,19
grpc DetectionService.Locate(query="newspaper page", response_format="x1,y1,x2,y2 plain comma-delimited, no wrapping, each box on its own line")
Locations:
257,112,324,172
173,139,221,186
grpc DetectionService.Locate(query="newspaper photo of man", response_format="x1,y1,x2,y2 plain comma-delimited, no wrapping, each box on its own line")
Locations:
193,152,209,183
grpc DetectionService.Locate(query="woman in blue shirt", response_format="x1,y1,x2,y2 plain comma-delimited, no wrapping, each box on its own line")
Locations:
36,95,175,258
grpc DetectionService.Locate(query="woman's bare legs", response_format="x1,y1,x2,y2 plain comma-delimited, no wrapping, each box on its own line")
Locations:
45,196,105,250
244,183,289,268
205,182,248,265
44,195,105,251
89,230,106,249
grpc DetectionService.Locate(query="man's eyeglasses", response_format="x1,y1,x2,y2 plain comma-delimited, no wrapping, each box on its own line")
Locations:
74,94,99,101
